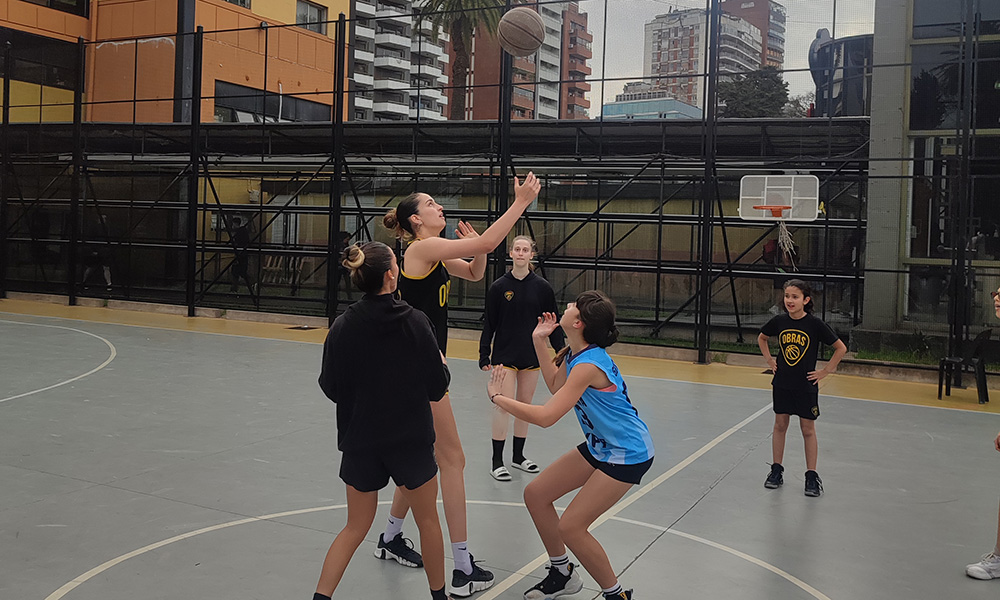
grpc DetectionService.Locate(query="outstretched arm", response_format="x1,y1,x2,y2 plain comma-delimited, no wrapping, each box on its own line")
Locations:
488,362,598,428
533,313,567,393
406,173,541,264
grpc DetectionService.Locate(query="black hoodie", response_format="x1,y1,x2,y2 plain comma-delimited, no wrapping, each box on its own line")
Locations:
319,293,450,453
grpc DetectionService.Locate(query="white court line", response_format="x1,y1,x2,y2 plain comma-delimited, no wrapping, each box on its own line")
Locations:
0,319,117,404
477,403,773,600
611,516,832,600
46,498,832,600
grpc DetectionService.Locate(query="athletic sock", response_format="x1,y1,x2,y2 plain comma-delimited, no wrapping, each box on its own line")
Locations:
313,594,332,600
492,439,505,471
512,436,527,464
602,582,623,598
549,553,571,576
383,514,404,543
453,541,472,575
430,587,448,600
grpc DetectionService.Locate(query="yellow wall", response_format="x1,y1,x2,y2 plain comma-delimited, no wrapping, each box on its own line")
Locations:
0,81,75,122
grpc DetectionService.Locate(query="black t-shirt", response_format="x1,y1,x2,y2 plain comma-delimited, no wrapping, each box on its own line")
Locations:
760,313,840,391
478,271,565,369
397,258,451,353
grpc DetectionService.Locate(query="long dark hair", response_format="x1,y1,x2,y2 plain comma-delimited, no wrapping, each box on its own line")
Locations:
382,193,423,241
783,278,814,313
554,290,620,366
342,241,394,295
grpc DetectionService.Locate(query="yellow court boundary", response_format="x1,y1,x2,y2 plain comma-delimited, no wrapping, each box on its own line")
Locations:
2,298,998,415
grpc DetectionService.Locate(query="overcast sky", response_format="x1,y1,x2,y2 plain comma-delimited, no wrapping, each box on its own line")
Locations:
576,0,876,106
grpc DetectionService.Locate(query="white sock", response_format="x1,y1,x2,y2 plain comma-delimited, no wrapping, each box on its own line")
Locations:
452,541,471,575
602,582,623,597
382,514,404,542
549,553,571,576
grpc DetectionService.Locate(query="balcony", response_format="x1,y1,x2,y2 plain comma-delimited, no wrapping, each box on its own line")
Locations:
376,3,411,26
376,31,411,50
374,55,409,70
356,0,376,17
355,24,375,40
373,101,410,117
354,49,374,63
354,96,373,109
374,78,409,91
410,106,446,120
413,62,443,79
353,73,374,87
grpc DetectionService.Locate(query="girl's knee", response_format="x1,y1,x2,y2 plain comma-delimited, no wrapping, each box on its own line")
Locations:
556,518,586,545
437,446,466,472
773,419,790,433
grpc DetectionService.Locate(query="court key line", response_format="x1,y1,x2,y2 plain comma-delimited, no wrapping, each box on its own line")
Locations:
478,403,772,600
0,319,118,405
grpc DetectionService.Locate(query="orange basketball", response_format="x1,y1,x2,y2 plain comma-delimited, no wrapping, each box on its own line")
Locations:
498,7,545,57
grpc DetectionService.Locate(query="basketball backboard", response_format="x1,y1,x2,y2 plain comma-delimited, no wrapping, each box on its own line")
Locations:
738,175,820,221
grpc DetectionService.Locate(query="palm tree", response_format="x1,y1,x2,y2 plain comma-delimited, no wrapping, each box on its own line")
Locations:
416,0,504,120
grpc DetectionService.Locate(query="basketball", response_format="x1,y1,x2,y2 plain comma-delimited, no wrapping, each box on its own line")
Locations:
498,7,545,57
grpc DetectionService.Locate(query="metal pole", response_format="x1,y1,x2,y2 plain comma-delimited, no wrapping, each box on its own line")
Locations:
0,42,11,298
326,14,347,323
68,37,86,305
696,0,722,363
494,0,514,283
185,27,203,317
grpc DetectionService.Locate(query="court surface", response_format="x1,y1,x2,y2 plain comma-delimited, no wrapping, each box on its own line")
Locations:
3,299,1000,600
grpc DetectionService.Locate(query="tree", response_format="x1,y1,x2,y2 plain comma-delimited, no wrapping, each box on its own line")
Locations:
418,0,503,121
717,66,789,118
783,91,815,118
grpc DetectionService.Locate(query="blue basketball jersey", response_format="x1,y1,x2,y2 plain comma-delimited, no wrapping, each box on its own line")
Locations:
566,346,655,465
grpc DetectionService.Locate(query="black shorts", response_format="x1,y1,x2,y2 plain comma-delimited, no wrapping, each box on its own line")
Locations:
340,444,437,492
496,363,540,372
576,443,653,485
772,386,820,420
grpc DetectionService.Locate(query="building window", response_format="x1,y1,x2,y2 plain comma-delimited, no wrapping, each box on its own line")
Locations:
297,0,328,35
910,42,1000,131
21,0,87,17
223,0,251,8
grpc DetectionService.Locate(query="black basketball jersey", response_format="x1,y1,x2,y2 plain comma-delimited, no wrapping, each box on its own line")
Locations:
398,257,451,353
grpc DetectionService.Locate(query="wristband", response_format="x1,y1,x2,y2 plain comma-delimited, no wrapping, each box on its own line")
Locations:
490,392,500,403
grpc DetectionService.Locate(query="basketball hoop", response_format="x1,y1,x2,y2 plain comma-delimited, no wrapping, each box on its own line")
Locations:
751,205,792,218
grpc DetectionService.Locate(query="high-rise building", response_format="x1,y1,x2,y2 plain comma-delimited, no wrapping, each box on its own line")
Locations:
350,0,450,121
446,2,592,121
720,0,786,69
643,9,762,109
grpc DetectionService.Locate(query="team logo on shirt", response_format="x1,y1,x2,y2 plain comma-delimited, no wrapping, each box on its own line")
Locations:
779,329,810,366
504,290,514,301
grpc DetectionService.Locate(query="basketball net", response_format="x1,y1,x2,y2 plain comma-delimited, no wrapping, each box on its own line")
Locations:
777,220,796,271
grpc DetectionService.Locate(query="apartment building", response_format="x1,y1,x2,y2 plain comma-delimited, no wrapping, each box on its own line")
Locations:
643,8,762,109
720,0,786,69
449,2,592,121
349,0,449,121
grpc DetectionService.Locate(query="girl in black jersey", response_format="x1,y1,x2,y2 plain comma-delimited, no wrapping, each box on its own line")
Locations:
314,242,452,600
479,235,564,481
378,172,541,597
758,279,847,497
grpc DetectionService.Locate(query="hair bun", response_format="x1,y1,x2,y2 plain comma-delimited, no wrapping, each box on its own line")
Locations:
382,210,399,230
342,245,365,269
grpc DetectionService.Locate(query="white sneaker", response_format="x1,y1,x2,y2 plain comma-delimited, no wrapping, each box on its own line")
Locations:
967,551,1000,579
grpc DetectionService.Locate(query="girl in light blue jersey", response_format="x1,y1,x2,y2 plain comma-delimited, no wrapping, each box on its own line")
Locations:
488,290,653,600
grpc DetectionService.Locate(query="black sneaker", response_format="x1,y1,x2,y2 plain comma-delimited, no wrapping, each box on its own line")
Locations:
603,590,633,600
524,563,584,600
804,470,823,497
450,555,494,597
764,463,783,489
373,532,422,568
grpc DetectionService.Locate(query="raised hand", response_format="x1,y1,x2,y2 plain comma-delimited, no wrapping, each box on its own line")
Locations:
513,171,541,205
487,366,507,402
455,220,480,240
532,312,560,339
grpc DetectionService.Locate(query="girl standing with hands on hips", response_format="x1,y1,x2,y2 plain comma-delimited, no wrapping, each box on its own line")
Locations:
758,278,847,497
314,242,453,600
479,235,564,482
488,290,654,600
378,173,541,597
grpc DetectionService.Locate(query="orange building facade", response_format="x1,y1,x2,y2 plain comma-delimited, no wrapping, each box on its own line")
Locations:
1,0,349,123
